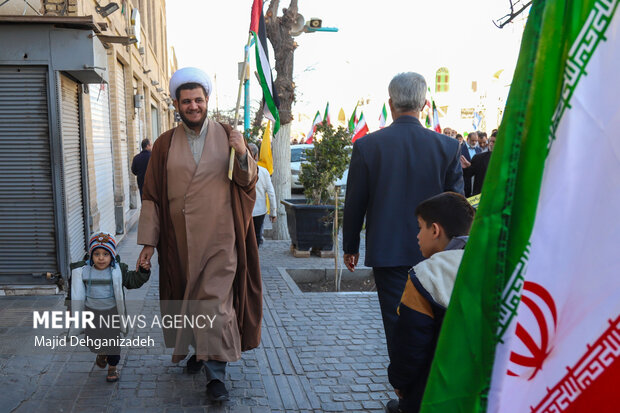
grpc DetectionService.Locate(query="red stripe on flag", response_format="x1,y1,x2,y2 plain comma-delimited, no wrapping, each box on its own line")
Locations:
250,0,263,33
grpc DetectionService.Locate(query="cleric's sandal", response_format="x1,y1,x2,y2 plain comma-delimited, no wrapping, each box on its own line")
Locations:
106,366,119,382
95,354,107,369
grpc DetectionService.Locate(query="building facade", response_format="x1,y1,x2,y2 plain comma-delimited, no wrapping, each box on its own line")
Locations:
0,0,175,290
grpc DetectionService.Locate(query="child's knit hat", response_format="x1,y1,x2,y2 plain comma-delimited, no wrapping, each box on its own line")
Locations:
88,232,117,266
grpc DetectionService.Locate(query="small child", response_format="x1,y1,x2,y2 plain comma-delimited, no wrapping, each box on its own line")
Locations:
69,232,151,382
386,192,475,413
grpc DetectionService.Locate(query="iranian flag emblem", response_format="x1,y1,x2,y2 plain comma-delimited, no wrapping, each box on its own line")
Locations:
421,0,620,412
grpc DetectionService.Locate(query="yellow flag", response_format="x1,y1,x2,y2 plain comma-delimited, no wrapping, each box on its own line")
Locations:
257,121,273,175
338,107,346,126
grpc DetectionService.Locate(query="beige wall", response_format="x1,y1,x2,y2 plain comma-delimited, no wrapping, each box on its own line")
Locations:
55,0,172,234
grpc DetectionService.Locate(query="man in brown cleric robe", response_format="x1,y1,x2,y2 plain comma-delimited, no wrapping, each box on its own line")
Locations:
137,67,261,401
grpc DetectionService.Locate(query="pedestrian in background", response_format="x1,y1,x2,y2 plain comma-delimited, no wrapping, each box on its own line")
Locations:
343,71,464,409
131,138,152,199
248,143,277,247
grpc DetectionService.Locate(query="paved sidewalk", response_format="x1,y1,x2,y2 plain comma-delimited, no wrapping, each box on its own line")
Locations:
0,225,392,413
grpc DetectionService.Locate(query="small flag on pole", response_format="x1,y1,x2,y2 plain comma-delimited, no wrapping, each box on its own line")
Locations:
257,121,273,175
352,111,369,143
250,0,280,135
324,102,331,126
378,103,388,128
432,99,441,133
338,107,346,126
305,111,322,144
348,105,358,133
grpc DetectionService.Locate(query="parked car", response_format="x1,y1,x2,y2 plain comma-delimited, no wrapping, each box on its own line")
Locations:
290,144,313,190
290,144,350,195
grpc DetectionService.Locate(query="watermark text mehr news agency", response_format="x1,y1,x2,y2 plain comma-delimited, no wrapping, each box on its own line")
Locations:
33,311,218,330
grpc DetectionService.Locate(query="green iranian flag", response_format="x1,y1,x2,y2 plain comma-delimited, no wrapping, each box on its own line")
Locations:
422,0,620,412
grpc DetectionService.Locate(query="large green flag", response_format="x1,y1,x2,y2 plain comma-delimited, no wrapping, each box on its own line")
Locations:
422,0,620,412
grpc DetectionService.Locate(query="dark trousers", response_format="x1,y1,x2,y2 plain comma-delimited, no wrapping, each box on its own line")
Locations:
253,215,265,247
84,306,121,366
373,266,410,362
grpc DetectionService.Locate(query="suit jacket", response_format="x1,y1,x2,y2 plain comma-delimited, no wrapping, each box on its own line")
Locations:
131,149,151,192
463,150,492,196
343,116,464,268
460,144,481,196
460,143,481,162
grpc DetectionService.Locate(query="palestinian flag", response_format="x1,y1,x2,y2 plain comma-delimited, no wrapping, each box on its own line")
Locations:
378,103,388,128
422,1,620,412
348,105,358,133
324,102,331,125
351,111,369,143
305,110,322,144
250,0,280,134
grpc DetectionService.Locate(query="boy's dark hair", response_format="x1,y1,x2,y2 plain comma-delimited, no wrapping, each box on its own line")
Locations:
175,82,207,101
141,139,151,150
415,192,475,238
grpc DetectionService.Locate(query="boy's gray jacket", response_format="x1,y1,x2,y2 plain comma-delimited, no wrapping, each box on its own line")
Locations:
69,265,127,336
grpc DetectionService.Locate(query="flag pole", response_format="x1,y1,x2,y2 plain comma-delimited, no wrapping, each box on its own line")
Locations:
228,32,253,181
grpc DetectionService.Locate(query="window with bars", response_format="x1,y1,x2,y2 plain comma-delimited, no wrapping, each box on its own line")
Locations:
435,67,450,93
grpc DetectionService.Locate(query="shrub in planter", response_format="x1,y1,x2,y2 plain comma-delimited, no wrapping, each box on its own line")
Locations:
299,123,351,205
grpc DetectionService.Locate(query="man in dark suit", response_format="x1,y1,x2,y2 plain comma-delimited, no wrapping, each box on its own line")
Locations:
463,131,496,196
460,131,482,196
342,72,464,409
131,138,152,199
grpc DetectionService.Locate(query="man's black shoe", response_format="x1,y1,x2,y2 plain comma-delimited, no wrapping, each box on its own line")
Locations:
206,379,229,401
186,354,203,374
386,399,403,413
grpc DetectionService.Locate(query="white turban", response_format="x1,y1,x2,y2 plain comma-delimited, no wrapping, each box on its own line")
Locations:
169,67,212,101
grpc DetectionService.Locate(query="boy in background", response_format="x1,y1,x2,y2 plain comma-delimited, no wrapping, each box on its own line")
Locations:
386,192,475,413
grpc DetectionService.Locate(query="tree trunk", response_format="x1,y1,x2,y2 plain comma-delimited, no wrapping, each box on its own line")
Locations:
272,123,291,240
265,0,298,240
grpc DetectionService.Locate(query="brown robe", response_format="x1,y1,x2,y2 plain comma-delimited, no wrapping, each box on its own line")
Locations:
138,121,262,362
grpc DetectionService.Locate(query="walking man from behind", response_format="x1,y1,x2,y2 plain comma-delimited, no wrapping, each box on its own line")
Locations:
342,72,464,407
131,138,152,199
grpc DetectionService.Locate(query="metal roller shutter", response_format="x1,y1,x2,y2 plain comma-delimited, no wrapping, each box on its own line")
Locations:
115,61,130,215
0,66,57,276
89,83,116,234
60,75,86,262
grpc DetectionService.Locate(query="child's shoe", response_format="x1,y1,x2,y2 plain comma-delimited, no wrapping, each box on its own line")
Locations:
106,366,119,382
95,354,107,368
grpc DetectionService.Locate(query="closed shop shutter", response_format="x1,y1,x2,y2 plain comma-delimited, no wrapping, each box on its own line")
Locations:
89,83,116,234
0,66,57,276
60,75,86,263
116,61,130,215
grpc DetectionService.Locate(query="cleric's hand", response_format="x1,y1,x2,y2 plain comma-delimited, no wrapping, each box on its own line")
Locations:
229,129,247,156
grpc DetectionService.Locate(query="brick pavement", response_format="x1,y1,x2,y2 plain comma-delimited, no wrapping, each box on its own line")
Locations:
0,225,392,412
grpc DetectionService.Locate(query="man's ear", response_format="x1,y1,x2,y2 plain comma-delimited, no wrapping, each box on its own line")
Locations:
173,100,179,112
431,222,442,240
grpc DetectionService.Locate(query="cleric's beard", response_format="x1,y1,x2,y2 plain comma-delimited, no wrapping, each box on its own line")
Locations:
179,110,207,130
